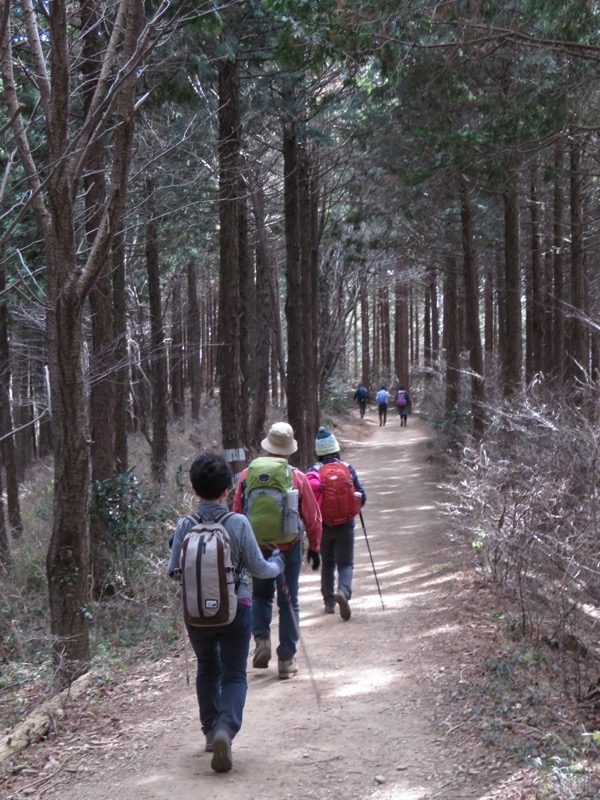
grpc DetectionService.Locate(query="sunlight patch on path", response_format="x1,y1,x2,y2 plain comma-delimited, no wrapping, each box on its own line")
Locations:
330,666,397,697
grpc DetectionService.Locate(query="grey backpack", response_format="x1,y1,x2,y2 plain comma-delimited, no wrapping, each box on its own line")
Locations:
179,512,241,626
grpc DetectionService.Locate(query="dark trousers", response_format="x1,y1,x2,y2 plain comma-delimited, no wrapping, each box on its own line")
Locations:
186,603,252,739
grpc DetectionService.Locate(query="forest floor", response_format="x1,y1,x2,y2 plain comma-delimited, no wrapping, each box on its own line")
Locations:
2,410,600,800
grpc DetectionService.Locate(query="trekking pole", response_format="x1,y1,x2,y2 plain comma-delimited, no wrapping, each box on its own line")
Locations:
183,622,190,686
359,512,385,610
277,571,322,708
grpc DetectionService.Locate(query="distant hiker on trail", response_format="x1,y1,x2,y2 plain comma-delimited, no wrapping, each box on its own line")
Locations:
396,385,412,426
376,385,389,426
233,422,322,680
306,427,366,621
354,382,368,418
167,452,285,773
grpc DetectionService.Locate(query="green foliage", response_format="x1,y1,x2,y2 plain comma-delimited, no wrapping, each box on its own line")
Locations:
90,470,169,564
321,377,354,415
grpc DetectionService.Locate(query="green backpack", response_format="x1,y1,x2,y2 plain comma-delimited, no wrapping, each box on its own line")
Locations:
243,456,299,547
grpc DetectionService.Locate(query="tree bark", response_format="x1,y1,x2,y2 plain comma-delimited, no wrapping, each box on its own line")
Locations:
484,252,495,372
0,267,23,539
360,285,370,386
82,0,116,598
218,54,246,476
299,143,318,456
112,230,128,474
145,175,169,483
186,262,201,421
567,134,587,391
459,176,485,438
170,276,185,420
238,169,251,447
503,167,522,396
282,89,306,465
527,165,544,384
249,176,276,450
552,143,566,386
0,462,8,572
394,279,409,386
443,256,460,416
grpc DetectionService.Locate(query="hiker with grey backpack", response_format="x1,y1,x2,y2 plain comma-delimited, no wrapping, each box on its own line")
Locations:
168,452,284,774
233,422,322,680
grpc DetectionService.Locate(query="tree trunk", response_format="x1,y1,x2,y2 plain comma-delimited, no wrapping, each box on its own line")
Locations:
0,463,8,572
145,176,169,483
12,325,33,479
430,269,440,375
552,143,566,385
283,91,306,465
484,253,495,372
238,170,251,447
299,143,318,457
112,230,129,474
186,262,201,421
423,278,431,381
567,134,587,391
380,283,391,379
218,55,246,476
0,267,23,539
458,176,485,438
394,279,409,386
503,167,522,396
360,285,370,386
82,0,116,598
248,176,277,452
527,166,544,383
32,324,53,459
170,277,185,420
443,256,460,416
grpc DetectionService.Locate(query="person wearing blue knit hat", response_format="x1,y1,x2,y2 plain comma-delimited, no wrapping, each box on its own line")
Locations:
305,427,366,620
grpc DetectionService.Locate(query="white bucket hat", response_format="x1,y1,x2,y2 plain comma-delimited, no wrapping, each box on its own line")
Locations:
261,422,298,456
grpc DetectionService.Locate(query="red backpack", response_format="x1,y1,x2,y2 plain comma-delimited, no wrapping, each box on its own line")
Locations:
319,461,358,527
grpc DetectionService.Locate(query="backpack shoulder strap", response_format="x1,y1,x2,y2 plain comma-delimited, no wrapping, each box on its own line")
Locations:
215,510,235,526
215,511,242,575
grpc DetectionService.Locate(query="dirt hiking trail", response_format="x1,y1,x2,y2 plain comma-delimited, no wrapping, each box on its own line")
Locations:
5,414,517,800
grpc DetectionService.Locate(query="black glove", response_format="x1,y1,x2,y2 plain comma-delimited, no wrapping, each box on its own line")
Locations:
307,549,320,571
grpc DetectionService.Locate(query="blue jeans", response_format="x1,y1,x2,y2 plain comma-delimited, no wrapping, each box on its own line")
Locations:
252,537,302,661
185,603,252,739
320,522,355,603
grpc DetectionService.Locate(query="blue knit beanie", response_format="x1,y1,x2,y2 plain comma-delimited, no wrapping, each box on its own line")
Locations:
315,426,340,456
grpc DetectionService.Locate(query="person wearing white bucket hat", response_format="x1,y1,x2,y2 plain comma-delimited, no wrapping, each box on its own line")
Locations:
233,422,322,679
260,421,298,455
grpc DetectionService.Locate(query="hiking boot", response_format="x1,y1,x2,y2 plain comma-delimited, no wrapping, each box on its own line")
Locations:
278,658,298,679
204,731,214,752
335,591,352,621
324,602,336,614
211,729,232,773
252,635,271,669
